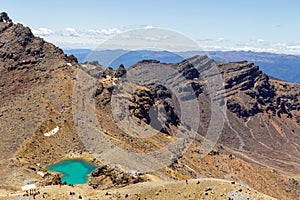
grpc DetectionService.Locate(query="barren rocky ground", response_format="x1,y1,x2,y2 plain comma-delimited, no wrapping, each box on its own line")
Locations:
2,178,276,200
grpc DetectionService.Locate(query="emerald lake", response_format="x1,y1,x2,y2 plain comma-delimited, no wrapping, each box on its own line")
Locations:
45,159,97,185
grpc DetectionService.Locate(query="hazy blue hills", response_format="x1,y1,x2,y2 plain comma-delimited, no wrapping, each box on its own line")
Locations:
65,49,184,69
107,50,183,68
64,49,300,84
64,49,92,63
181,50,300,84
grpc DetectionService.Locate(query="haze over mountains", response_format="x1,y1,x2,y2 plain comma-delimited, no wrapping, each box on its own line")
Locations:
65,49,300,84
1,12,300,199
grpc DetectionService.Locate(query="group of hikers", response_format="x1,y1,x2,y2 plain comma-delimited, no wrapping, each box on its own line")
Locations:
23,188,39,198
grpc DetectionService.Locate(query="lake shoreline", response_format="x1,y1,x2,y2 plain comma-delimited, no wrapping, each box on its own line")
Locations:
45,159,98,185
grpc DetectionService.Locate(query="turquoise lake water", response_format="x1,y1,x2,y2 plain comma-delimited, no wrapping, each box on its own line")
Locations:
45,159,97,185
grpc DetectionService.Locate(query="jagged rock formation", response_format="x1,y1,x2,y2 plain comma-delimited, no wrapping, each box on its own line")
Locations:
128,83,180,134
89,165,145,189
0,12,12,23
220,61,300,119
81,60,106,78
92,56,300,199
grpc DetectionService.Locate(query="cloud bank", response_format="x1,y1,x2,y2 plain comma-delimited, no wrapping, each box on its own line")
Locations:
32,28,54,36
32,26,300,55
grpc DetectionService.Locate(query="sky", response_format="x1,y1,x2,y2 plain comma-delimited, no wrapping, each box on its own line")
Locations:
1,0,300,54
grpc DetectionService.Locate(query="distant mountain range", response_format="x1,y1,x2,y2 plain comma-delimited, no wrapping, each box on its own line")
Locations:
65,49,300,84
185,50,300,84
64,49,184,69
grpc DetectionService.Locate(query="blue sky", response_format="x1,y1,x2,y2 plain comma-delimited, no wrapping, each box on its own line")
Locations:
2,0,300,54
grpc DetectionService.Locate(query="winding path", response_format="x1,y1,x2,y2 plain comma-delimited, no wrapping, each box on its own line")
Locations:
245,116,273,150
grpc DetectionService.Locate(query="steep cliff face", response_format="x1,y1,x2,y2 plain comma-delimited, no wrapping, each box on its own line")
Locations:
211,61,300,168
128,83,180,131
93,57,300,166
0,12,84,189
220,61,300,120
216,61,300,174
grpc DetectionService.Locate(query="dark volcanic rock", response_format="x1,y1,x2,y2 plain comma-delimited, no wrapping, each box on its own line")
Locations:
129,87,154,124
90,165,145,189
92,165,112,177
0,12,12,23
114,64,126,78
128,84,180,134
94,65,180,135
177,62,199,80
219,61,292,119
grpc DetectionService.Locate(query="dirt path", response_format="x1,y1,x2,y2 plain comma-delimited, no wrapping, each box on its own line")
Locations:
226,118,245,150
1,178,276,200
245,116,273,150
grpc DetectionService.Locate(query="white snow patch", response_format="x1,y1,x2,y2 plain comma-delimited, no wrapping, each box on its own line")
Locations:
44,126,59,137
21,184,36,191
67,63,72,66
37,171,45,177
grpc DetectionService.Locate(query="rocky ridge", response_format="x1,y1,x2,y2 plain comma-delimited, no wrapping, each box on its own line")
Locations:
92,56,300,199
220,61,300,120
0,12,83,189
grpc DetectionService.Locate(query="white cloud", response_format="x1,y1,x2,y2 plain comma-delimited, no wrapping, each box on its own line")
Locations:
243,39,266,46
286,45,300,50
144,25,154,30
64,27,80,37
31,27,300,55
257,38,265,43
200,37,300,54
32,28,54,36
202,40,300,55
216,37,225,43
202,45,224,51
199,38,228,44
145,35,169,41
100,28,121,35
88,28,121,36
270,43,300,53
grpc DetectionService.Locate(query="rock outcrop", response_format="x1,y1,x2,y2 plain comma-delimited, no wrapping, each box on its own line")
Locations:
128,83,180,134
219,61,299,119
0,12,12,23
89,165,145,189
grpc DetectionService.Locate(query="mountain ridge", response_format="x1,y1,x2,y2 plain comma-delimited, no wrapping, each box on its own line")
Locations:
65,49,300,84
